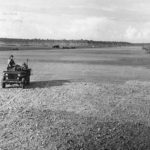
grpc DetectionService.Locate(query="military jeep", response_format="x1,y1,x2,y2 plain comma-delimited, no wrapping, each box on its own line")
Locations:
1,66,31,89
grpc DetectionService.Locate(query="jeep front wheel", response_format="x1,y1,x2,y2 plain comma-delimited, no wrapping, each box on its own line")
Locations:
1,77,6,88
1,82,5,88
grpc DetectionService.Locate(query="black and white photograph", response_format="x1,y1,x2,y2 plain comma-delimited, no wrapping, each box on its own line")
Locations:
0,0,150,149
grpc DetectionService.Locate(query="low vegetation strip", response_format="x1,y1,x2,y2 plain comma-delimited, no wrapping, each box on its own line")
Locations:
0,81,150,149
0,38,132,50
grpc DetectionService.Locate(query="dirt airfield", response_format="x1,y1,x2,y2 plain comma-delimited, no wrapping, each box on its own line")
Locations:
0,46,150,149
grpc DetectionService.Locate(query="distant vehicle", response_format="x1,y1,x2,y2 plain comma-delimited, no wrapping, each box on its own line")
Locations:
1,63,31,89
62,46,76,49
53,45,60,49
11,48,19,51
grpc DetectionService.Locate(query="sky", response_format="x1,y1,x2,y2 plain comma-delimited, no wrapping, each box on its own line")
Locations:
0,0,150,42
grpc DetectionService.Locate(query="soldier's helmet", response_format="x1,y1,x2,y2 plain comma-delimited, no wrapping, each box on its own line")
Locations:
10,55,14,59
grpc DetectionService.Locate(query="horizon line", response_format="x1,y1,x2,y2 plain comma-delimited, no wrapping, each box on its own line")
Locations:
0,37,132,43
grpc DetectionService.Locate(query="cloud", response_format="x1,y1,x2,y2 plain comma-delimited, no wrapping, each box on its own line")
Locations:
63,17,108,40
0,0,150,42
125,25,150,42
55,17,126,41
0,11,23,24
125,26,140,40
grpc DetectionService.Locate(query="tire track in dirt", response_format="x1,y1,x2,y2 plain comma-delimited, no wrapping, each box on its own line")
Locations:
0,90,23,111
21,88,47,111
0,87,50,112
0,88,48,129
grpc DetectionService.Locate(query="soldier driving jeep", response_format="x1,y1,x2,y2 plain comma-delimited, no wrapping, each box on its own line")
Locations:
7,55,16,70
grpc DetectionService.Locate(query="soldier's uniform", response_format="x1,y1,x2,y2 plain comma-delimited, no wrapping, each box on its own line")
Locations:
7,55,15,70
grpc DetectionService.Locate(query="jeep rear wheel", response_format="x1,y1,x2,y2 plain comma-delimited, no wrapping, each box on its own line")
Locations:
27,76,30,85
21,78,25,89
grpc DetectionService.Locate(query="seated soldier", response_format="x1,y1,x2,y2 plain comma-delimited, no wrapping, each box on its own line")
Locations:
7,55,16,70
22,62,28,70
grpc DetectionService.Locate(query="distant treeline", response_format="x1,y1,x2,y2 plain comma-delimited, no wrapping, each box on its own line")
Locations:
0,38,132,50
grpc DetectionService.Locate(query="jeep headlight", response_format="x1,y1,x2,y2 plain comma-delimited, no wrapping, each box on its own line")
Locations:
18,74,21,77
5,74,8,76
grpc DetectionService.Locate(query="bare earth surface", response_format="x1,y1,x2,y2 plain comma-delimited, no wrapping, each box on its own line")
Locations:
0,46,150,149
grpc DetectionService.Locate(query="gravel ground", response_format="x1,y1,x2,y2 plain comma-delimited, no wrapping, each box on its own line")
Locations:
0,81,150,149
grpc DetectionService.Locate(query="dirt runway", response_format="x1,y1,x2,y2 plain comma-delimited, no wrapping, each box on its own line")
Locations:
0,81,150,149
